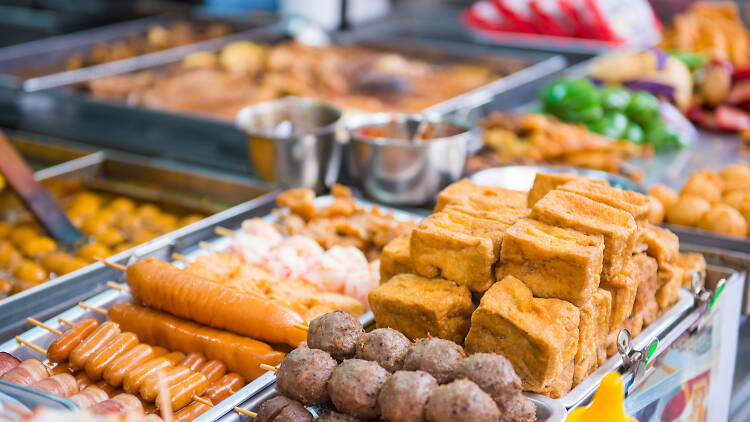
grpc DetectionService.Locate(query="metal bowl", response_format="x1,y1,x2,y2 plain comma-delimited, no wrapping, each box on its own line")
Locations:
469,165,643,192
345,112,474,206
235,97,342,192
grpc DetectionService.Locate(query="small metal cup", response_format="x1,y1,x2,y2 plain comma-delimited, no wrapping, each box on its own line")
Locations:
345,112,474,206
235,97,342,192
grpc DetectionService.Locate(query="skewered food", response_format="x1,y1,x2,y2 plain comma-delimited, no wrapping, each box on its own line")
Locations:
424,379,500,422
327,359,389,419
275,346,337,405
378,370,438,422
307,310,364,362
402,338,466,385
354,328,410,373
255,396,313,422
317,411,362,422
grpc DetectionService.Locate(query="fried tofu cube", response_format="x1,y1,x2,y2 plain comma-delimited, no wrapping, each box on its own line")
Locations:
604,326,622,358
600,260,638,331
574,289,612,385
531,190,638,280
497,219,604,306
435,179,527,212
642,224,679,267
640,296,659,327
410,211,509,293
675,252,707,287
442,195,530,223
380,233,412,283
656,264,684,310
527,173,606,208
558,179,651,221
465,276,580,397
368,274,474,344
623,313,644,339
543,363,574,398
631,253,658,316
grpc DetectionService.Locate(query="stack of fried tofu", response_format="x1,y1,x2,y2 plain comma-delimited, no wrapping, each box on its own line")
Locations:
369,175,706,399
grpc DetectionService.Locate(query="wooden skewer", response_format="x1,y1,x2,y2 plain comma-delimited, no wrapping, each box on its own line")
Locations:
59,318,74,327
26,317,62,336
172,253,189,263
198,241,216,252
259,363,277,373
107,281,128,291
192,395,213,406
214,227,236,238
293,323,309,332
96,258,127,272
15,336,46,355
234,407,257,418
5,401,31,416
78,301,107,315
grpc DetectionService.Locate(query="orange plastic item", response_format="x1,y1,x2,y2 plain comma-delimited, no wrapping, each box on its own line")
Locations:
567,372,637,422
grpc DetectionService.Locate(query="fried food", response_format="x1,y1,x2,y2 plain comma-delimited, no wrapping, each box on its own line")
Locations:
641,223,680,268
648,184,679,210
675,252,707,287
631,254,659,318
497,219,604,306
574,289,611,385
599,260,638,332
656,263,684,311
681,170,724,204
527,173,599,208
379,233,412,283
720,163,750,192
441,195,529,224
646,196,665,224
666,195,711,226
530,189,638,281
435,179,527,212
465,276,580,398
368,274,474,345
697,203,748,237
558,179,651,221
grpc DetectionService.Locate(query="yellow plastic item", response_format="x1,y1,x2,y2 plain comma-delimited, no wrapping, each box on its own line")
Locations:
567,372,638,422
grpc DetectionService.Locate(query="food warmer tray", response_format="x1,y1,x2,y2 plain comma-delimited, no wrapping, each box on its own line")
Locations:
0,151,277,340
0,13,278,92
5,128,94,171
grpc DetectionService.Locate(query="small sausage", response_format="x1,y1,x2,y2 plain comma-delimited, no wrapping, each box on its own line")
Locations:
197,360,226,383
90,393,143,415
94,380,121,398
75,371,94,390
173,373,244,422
48,318,99,363
69,385,109,408
69,322,121,370
140,365,192,402
122,352,184,394
179,353,206,372
29,373,78,397
0,352,21,376
104,344,166,387
50,363,74,375
0,358,50,386
160,371,209,411
84,332,138,380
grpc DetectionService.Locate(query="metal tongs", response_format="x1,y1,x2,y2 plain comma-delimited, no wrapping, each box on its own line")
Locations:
0,132,84,248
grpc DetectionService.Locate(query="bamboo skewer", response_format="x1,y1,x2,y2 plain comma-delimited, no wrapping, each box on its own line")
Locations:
172,253,189,263
97,258,127,272
107,281,128,291
198,241,216,252
214,227,236,238
192,395,213,406
234,407,257,418
26,317,62,336
259,363,277,373
78,302,107,315
15,336,46,355
293,323,309,332
58,318,74,327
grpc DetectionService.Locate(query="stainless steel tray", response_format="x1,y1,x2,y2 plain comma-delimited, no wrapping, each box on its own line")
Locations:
0,14,277,91
6,129,94,171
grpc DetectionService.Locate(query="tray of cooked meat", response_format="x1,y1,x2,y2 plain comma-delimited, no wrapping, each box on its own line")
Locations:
0,13,277,91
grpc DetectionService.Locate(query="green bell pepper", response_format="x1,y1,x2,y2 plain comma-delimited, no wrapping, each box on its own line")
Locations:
600,86,631,112
626,91,661,127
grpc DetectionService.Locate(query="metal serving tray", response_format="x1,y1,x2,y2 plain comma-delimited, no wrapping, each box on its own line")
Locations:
7,129,94,171
0,14,277,91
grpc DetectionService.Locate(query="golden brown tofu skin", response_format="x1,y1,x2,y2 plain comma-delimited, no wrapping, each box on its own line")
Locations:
379,233,412,284
526,173,604,208
442,195,530,223
497,219,604,306
675,252,706,287
656,263,684,311
435,179,527,213
410,211,508,293
641,224,680,268
574,288,611,386
558,179,651,221
464,276,580,398
368,274,474,345
599,259,638,332
631,254,658,317
530,190,638,281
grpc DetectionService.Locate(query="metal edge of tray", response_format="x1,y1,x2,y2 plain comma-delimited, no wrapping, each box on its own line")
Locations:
0,379,77,412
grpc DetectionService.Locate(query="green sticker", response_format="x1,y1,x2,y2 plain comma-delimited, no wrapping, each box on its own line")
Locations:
710,282,726,309
644,341,658,369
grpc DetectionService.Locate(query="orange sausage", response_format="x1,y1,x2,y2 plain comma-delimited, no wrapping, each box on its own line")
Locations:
48,318,99,363
50,362,74,375
179,353,206,372
0,358,50,386
140,365,192,402
198,360,226,383
84,332,138,380
173,373,244,422
104,345,166,387
94,380,120,398
75,371,94,390
122,352,184,394
69,322,120,370
159,371,209,411
29,373,78,397
126,258,306,346
109,302,284,380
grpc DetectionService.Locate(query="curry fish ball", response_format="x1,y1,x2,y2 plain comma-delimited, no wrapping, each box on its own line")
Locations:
112,243,135,255
95,228,127,247
129,228,156,244
81,216,111,237
77,242,112,262
41,251,74,274
68,192,102,216
0,222,12,238
0,277,12,297
107,197,136,215
58,258,89,275
136,204,161,220
12,259,47,283
723,190,750,209
0,241,22,269
720,163,750,191
150,214,178,233
680,170,724,203
21,236,57,258
179,214,204,227
698,203,747,237
648,184,679,210
10,225,39,247
666,195,711,227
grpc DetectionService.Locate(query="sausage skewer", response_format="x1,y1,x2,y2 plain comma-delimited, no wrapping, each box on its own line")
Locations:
15,336,46,355
259,364,277,373
78,301,107,315
214,227,235,238
26,317,62,335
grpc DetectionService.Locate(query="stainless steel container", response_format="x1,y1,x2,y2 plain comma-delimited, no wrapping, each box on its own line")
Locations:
345,112,474,206
236,97,341,192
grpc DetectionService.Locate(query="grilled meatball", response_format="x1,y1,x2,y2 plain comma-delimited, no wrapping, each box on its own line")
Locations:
255,396,313,422
317,411,362,422
276,346,337,405
355,328,411,373
402,338,466,384
378,370,438,422
425,379,500,422
452,354,521,408
328,359,388,419
308,311,364,361
500,394,536,422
